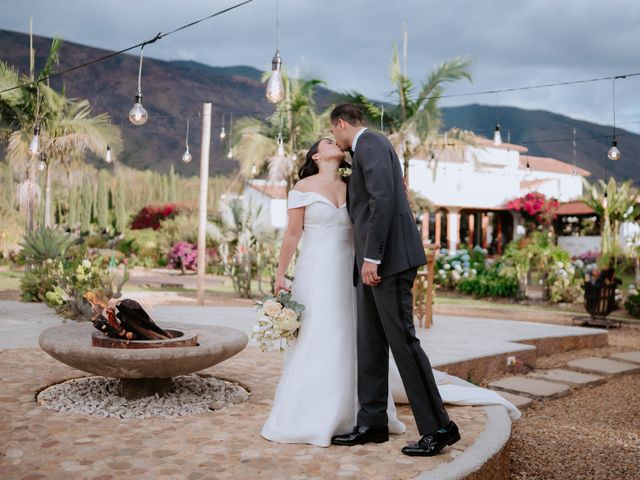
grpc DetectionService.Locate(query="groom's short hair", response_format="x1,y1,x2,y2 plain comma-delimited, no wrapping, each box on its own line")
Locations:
331,103,364,127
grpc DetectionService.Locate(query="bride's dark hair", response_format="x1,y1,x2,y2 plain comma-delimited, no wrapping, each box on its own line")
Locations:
298,139,351,184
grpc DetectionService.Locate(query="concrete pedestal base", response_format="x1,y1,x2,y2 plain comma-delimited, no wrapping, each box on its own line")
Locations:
118,378,173,400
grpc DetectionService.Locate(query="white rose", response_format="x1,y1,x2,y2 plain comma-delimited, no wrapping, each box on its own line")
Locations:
280,308,297,322
277,316,300,333
263,300,283,317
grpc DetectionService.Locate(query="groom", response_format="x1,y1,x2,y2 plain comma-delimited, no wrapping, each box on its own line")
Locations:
329,104,460,456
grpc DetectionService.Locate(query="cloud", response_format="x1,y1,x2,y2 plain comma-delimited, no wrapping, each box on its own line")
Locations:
1,0,638,132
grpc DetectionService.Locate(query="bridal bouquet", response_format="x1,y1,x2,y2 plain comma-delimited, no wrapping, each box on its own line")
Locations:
253,291,305,352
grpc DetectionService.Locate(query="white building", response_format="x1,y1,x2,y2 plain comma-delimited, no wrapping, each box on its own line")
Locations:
408,136,590,254
244,137,591,255
243,179,288,229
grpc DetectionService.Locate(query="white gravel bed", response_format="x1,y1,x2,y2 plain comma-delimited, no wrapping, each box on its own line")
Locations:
37,374,249,419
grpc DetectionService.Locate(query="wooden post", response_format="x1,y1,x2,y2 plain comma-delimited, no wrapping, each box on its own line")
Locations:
421,211,430,242
197,103,212,306
413,243,439,329
424,244,438,328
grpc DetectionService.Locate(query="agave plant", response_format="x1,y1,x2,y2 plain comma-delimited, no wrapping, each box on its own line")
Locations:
19,227,74,264
209,198,272,298
582,177,640,257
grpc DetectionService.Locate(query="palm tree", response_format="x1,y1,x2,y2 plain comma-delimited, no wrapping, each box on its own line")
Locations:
233,71,330,188
0,36,122,229
582,177,640,258
344,44,473,182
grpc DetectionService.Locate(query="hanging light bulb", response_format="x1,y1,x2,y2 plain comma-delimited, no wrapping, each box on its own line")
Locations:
37,158,46,171
226,148,232,159
602,192,608,210
182,117,192,163
129,47,148,125
251,164,258,176
105,144,112,163
277,136,285,157
571,127,577,174
219,126,226,140
607,139,621,161
291,151,298,162
607,77,623,161
29,124,40,156
266,0,285,103
266,51,285,103
129,94,148,126
493,123,502,146
493,93,502,146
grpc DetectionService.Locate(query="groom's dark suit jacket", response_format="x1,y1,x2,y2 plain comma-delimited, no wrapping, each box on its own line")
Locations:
347,130,427,281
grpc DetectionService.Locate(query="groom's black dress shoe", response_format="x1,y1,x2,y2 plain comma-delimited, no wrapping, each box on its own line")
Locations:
401,421,461,457
331,425,389,446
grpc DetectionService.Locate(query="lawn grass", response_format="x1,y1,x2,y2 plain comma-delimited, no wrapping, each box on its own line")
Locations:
0,269,23,290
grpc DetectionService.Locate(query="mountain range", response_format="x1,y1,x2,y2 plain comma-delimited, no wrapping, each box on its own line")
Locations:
1,29,637,182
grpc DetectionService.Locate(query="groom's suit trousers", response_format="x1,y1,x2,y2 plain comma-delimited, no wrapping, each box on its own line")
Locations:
356,267,450,435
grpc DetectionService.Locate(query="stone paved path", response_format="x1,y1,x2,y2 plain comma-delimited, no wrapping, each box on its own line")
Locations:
492,352,640,409
0,347,487,480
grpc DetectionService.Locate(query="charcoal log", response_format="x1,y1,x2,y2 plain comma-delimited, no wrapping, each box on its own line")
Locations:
115,299,173,340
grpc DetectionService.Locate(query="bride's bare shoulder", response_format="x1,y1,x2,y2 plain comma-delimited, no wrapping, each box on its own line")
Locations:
292,177,316,193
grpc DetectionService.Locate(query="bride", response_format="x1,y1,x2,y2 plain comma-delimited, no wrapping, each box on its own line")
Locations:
261,139,519,447
261,138,405,447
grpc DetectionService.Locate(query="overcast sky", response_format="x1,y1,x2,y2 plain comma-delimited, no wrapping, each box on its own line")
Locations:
1,0,638,133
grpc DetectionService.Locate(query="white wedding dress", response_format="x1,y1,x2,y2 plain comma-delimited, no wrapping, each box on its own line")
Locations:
261,190,520,448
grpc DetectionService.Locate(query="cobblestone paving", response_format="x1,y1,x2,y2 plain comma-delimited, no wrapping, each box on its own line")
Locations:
0,347,487,480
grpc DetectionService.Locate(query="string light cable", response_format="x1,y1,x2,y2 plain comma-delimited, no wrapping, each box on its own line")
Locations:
0,0,255,95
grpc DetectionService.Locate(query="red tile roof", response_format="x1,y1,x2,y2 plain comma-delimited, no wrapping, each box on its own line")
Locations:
472,136,529,153
556,201,596,215
520,155,590,176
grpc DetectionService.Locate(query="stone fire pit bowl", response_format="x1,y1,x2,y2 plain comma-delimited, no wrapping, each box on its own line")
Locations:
39,322,248,399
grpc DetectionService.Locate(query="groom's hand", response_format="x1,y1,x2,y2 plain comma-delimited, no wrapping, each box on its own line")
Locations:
362,262,381,286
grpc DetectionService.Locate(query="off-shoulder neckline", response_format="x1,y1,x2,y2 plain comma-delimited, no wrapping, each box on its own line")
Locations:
289,190,346,209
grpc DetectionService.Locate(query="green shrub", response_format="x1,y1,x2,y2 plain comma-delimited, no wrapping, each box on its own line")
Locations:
624,293,640,318
117,229,161,262
22,251,129,320
457,269,519,298
158,212,200,254
547,261,583,303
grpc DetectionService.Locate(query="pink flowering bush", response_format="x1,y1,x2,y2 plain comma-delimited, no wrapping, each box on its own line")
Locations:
506,192,559,230
168,241,198,272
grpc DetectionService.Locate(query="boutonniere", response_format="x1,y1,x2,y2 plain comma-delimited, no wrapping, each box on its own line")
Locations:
337,167,352,178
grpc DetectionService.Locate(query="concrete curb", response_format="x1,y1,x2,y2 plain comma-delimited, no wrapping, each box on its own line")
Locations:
414,405,512,480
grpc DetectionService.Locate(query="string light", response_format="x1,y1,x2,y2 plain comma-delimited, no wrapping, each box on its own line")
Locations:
29,124,40,156
37,153,46,171
182,117,192,163
105,144,112,163
607,76,623,161
251,163,257,176
492,93,502,146
266,0,285,103
128,46,148,126
0,1,256,97
226,113,234,159
571,127,576,175
277,135,285,156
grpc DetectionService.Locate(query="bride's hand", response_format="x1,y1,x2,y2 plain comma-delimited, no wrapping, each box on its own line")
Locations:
274,275,290,295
